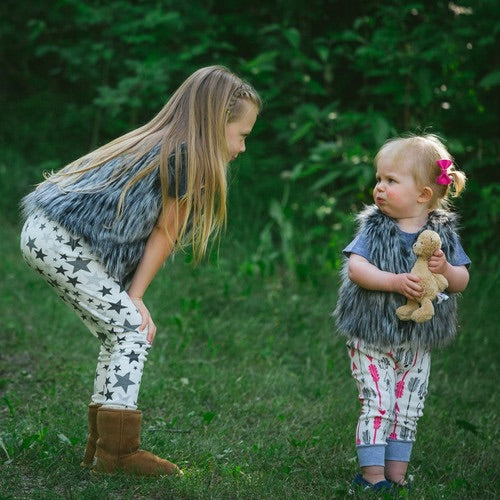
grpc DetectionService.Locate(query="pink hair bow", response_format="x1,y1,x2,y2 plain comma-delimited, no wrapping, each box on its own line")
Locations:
436,159,452,185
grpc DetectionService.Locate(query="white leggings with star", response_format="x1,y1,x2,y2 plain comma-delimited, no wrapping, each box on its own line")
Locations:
348,339,431,466
21,211,151,409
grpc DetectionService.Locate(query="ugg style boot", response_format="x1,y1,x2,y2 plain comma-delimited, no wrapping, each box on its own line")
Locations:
94,407,181,476
80,403,101,467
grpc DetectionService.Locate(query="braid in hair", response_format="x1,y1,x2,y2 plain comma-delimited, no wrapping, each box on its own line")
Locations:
227,83,260,122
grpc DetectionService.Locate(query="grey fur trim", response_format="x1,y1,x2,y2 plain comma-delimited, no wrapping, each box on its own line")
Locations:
333,205,461,350
20,146,168,285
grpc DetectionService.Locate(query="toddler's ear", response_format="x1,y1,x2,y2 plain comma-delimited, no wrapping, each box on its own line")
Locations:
418,186,433,203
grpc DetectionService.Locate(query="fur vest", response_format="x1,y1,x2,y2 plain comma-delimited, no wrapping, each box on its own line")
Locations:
333,205,461,350
21,144,185,286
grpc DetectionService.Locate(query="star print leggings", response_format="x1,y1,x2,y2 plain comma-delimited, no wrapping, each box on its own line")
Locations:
20,211,150,409
348,339,431,467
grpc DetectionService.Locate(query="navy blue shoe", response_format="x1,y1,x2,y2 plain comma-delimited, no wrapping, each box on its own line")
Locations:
350,473,393,493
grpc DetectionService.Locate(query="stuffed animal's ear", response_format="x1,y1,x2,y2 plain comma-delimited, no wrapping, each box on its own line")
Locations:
432,232,442,248
425,230,442,249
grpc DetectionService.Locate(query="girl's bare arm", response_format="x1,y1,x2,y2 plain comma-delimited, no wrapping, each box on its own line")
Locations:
348,253,423,300
128,199,186,342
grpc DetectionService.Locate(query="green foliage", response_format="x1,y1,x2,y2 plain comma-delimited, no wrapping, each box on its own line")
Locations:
0,0,498,274
241,0,499,277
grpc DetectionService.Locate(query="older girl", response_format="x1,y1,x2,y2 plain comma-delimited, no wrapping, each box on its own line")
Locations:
21,65,261,476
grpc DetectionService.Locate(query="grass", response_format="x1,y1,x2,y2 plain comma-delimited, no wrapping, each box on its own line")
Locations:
0,216,498,499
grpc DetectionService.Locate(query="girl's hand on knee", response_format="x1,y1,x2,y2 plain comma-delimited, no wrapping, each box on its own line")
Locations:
130,296,157,344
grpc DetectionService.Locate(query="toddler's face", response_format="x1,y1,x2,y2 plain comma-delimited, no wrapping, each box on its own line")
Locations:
225,101,258,162
373,156,421,220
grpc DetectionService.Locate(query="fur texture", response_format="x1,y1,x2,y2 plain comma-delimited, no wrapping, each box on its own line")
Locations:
21,145,185,286
333,205,461,349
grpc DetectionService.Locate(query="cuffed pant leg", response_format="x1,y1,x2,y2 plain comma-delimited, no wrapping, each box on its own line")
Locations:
385,439,413,462
357,444,386,467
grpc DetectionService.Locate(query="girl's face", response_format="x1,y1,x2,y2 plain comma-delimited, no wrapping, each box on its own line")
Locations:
373,156,427,221
226,101,258,161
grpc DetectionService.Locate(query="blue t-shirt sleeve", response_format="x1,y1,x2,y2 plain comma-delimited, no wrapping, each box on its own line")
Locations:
342,225,471,267
342,232,371,261
450,235,471,267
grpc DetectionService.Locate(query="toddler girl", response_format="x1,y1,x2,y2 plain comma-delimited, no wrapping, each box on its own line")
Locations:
334,134,470,491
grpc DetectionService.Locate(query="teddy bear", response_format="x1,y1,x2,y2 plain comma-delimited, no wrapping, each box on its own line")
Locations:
396,229,449,323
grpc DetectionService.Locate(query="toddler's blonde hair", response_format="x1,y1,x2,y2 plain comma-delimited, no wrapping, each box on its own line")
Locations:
375,134,466,209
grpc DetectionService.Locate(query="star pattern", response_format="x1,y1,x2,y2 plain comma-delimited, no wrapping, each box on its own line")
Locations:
66,257,92,273
22,213,149,408
125,351,140,363
66,236,82,251
96,330,108,343
67,275,81,287
113,372,135,393
55,265,67,275
99,286,112,297
108,299,126,313
35,248,47,261
26,237,37,252
124,319,141,331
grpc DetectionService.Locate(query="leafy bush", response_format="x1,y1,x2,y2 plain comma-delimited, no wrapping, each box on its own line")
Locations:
1,0,497,274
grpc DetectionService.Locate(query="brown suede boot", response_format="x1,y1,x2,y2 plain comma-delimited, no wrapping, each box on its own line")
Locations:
80,403,101,467
94,407,181,476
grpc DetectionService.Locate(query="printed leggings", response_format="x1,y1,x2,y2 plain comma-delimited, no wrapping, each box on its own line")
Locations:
348,339,431,466
20,211,150,409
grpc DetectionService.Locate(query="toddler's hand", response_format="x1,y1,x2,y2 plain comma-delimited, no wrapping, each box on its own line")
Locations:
428,249,449,275
129,296,156,344
393,273,422,300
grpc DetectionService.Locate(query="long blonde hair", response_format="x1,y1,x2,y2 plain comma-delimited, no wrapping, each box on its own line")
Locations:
375,133,466,210
43,65,262,261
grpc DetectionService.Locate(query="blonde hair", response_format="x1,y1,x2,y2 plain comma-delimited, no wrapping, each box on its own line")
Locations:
42,65,262,261
375,133,466,209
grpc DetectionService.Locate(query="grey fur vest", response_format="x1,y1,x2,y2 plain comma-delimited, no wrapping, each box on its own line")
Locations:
21,144,184,286
333,205,461,350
